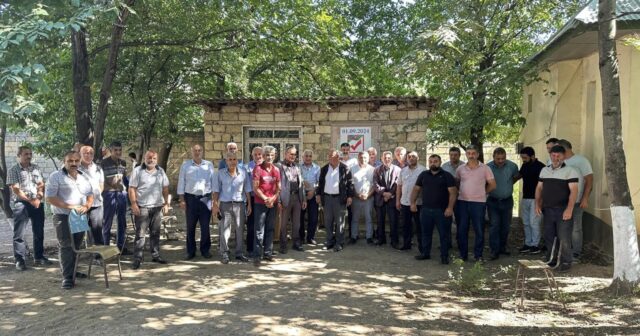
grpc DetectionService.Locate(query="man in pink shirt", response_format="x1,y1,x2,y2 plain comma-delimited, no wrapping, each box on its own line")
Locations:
455,145,496,262
252,146,281,265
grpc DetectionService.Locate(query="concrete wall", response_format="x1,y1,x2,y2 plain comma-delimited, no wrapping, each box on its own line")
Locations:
520,42,640,253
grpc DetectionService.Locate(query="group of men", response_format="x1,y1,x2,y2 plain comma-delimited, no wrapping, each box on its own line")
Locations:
7,135,592,289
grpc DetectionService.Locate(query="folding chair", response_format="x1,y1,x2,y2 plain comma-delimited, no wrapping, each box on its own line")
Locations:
514,237,566,309
69,210,123,288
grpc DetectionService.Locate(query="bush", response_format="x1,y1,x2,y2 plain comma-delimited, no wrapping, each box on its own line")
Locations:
448,258,488,294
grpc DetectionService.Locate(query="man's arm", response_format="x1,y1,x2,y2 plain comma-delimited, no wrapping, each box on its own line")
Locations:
177,162,187,208
564,182,578,220
485,179,497,194
445,186,457,217
534,181,543,215
396,177,403,210
580,174,593,208
128,186,140,215
410,185,420,212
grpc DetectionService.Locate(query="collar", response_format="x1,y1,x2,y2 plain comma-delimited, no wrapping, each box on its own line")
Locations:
548,162,566,169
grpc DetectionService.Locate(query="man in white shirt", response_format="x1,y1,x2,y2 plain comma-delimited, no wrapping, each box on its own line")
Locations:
350,151,375,244
397,151,426,251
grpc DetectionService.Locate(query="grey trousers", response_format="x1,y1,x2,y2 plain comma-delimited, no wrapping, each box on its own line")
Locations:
133,206,163,261
323,195,347,246
280,197,302,249
351,198,374,239
219,202,245,256
52,214,84,281
571,204,584,257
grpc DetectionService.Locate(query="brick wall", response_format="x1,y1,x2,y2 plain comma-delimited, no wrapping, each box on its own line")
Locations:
2,132,62,182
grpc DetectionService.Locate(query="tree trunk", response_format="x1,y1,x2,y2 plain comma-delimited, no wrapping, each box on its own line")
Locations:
158,141,173,171
598,0,640,295
0,120,12,217
93,0,136,152
71,28,94,146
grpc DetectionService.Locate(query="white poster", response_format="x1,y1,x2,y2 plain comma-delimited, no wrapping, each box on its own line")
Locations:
340,127,372,158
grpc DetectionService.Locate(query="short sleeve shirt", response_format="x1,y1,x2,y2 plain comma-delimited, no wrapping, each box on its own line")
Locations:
7,163,43,203
213,167,253,202
442,160,465,177
78,163,104,207
456,163,494,203
539,163,580,208
253,163,280,205
101,157,127,191
130,166,169,207
45,169,93,215
563,154,593,201
487,160,519,199
398,165,426,206
415,169,456,209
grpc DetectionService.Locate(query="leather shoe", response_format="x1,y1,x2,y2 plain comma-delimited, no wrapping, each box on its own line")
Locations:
75,272,88,278
236,256,250,262
35,257,53,266
293,245,304,252
323,244,335,250
391,243,401,250
366,238,374,245
61,279,74,290
441,256,450,265
333,245,343,252
306,239,317,245
347,238,357,245
221,254,230,264
414,255,430,260
152,257,168,264
202,252,213,259
262,255,274,262
489,254,499,261
279,248,288,255
375,240,386,246
253,257,261,266
400,245,412,251
132,259,141,270
185,254,196,260
16,261,27,271
499,250,511,256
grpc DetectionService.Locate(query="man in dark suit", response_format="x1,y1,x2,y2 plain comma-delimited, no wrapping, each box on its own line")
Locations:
316,149,355,252
374,151,401,247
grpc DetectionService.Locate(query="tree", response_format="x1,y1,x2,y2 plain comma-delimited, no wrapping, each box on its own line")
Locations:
597,0,640,295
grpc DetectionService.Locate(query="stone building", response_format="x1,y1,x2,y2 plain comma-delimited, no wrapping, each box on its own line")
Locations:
197,97,436,165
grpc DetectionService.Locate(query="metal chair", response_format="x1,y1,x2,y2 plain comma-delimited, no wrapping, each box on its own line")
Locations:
514,237,566,310
69,211,122,288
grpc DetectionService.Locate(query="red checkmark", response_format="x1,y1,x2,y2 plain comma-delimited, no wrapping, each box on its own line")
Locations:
350,137,363,151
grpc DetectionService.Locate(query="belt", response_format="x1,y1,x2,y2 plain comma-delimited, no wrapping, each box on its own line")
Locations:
324,193,340,197
221,201,245,204
488,196,512,201
185,193,210,199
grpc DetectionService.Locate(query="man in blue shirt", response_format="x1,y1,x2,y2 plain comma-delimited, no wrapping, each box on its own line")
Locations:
486,147,519,260
213,152,252,264
177,144,215,260
218,142,244,170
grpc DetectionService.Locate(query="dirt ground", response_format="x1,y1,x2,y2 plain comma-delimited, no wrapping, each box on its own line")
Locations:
1,215,639,336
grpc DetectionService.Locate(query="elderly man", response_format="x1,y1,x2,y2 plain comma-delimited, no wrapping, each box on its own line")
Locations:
276,146,306,253
299,149,320,245
557,139,593,261
455,145,496,262
252,146,281,264
392,146,407,169
411,154,457,264
7,146,49,270
486,147,519,260
246,146,263,254
397,151,426,250
367,147,383,168
46,151,94,289
100,141,129,252
350,151,375,244
218,142,244,170
79,146,105,246
177,144,215,260
535,145,579,273
374,151,401,247
316,149,354,252
129,150,170,269
213,152,252,264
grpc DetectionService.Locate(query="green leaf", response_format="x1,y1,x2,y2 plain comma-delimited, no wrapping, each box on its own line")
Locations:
0,101,12,114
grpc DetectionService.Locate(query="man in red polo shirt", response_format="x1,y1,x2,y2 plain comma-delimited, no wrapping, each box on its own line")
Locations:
252,145,281,265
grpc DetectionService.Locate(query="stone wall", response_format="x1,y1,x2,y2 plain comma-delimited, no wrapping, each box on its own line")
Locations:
201,98,435,166
2,132,62,182
149,132,205,195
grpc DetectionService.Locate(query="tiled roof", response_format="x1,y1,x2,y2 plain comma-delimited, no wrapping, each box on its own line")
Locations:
197,96,436,106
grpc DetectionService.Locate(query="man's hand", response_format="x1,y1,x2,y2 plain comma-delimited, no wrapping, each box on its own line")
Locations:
131,203,141,216
246,204,252,217
179,199,186,210
444,207,453,217
562,208,573,221
535,205,542,216
315,195,321,207
346,197,352,207
162,204,170,215
30,198,41,209
396,200,402,211
410,204,418,213
306,191,314,200
74,204,89,214
302,201,307,210
580,199,589,209
211,204,220,218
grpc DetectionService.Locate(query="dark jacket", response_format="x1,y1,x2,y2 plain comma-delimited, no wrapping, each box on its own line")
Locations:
316,162,355,205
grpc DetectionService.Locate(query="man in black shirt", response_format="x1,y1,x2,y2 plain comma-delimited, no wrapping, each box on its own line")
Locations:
410,154,457,264
515,147,546,254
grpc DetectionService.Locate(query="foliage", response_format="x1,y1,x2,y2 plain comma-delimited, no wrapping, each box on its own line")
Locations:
448,258,488,294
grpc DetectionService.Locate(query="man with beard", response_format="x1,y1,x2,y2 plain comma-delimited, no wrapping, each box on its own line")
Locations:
46,151,94,289
514,146,545,254
396,151,426,251
100,141,129,253
411,154,457,264
129,150,170,269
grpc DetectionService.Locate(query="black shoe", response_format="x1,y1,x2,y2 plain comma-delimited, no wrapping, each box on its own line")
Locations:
75,272,88,279
61,279,74,290
185,254,196,260
375,240,386,246
279,248,288,255
306,239,317,245
262,255,274,262
441,256,450,265
474,256,485,263
221,254,230,264
528,246,541,254
253,257,261,266
460,256,468,262
236,256,250,262
347,238,357,245
557,264,571,273
16,260,27,271
489,254,499,261
400,245,411,251
293,245,304,252
34,257,53,266
414,255,430,260
202,252,213,259
391,243,401,250
546,259,558,267
366,238,374,245
334,245,343,252
152,257,168,264
499,250,511,256
323,244,335,250
132,259,141,270
519,245,531,253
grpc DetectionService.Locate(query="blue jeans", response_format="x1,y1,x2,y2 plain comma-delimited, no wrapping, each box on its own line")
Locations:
420,207,448,258
456,200,486,259
300,195,319,242
184,193,212,256
253,203,276,258
520,198,541,246
102,191,127,249
487,196,514,255
402,205,422,250
376,201,399,244
12,201,45,261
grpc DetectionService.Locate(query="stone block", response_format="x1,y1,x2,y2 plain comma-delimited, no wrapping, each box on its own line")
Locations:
221,105,240,113
213,142,226,151
408,110,426,120
407,131,425,142
369,112,389,120
204,112,220,121
390,111,408,120
320,134,332,144
329,112,348,121
211,125,226,133
339,104,361,113
204,142,215,151
303,126,315,134
316,125,331,134
221,134,232,142
294,113,312,121
226,125,242,134
312,111,328,121
256,114,274,122
275,113,293,122
238,113,256,122
222,112,239,121
379,104,397,112
304,134,321,144
348,111,369,120
205,133,222,142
